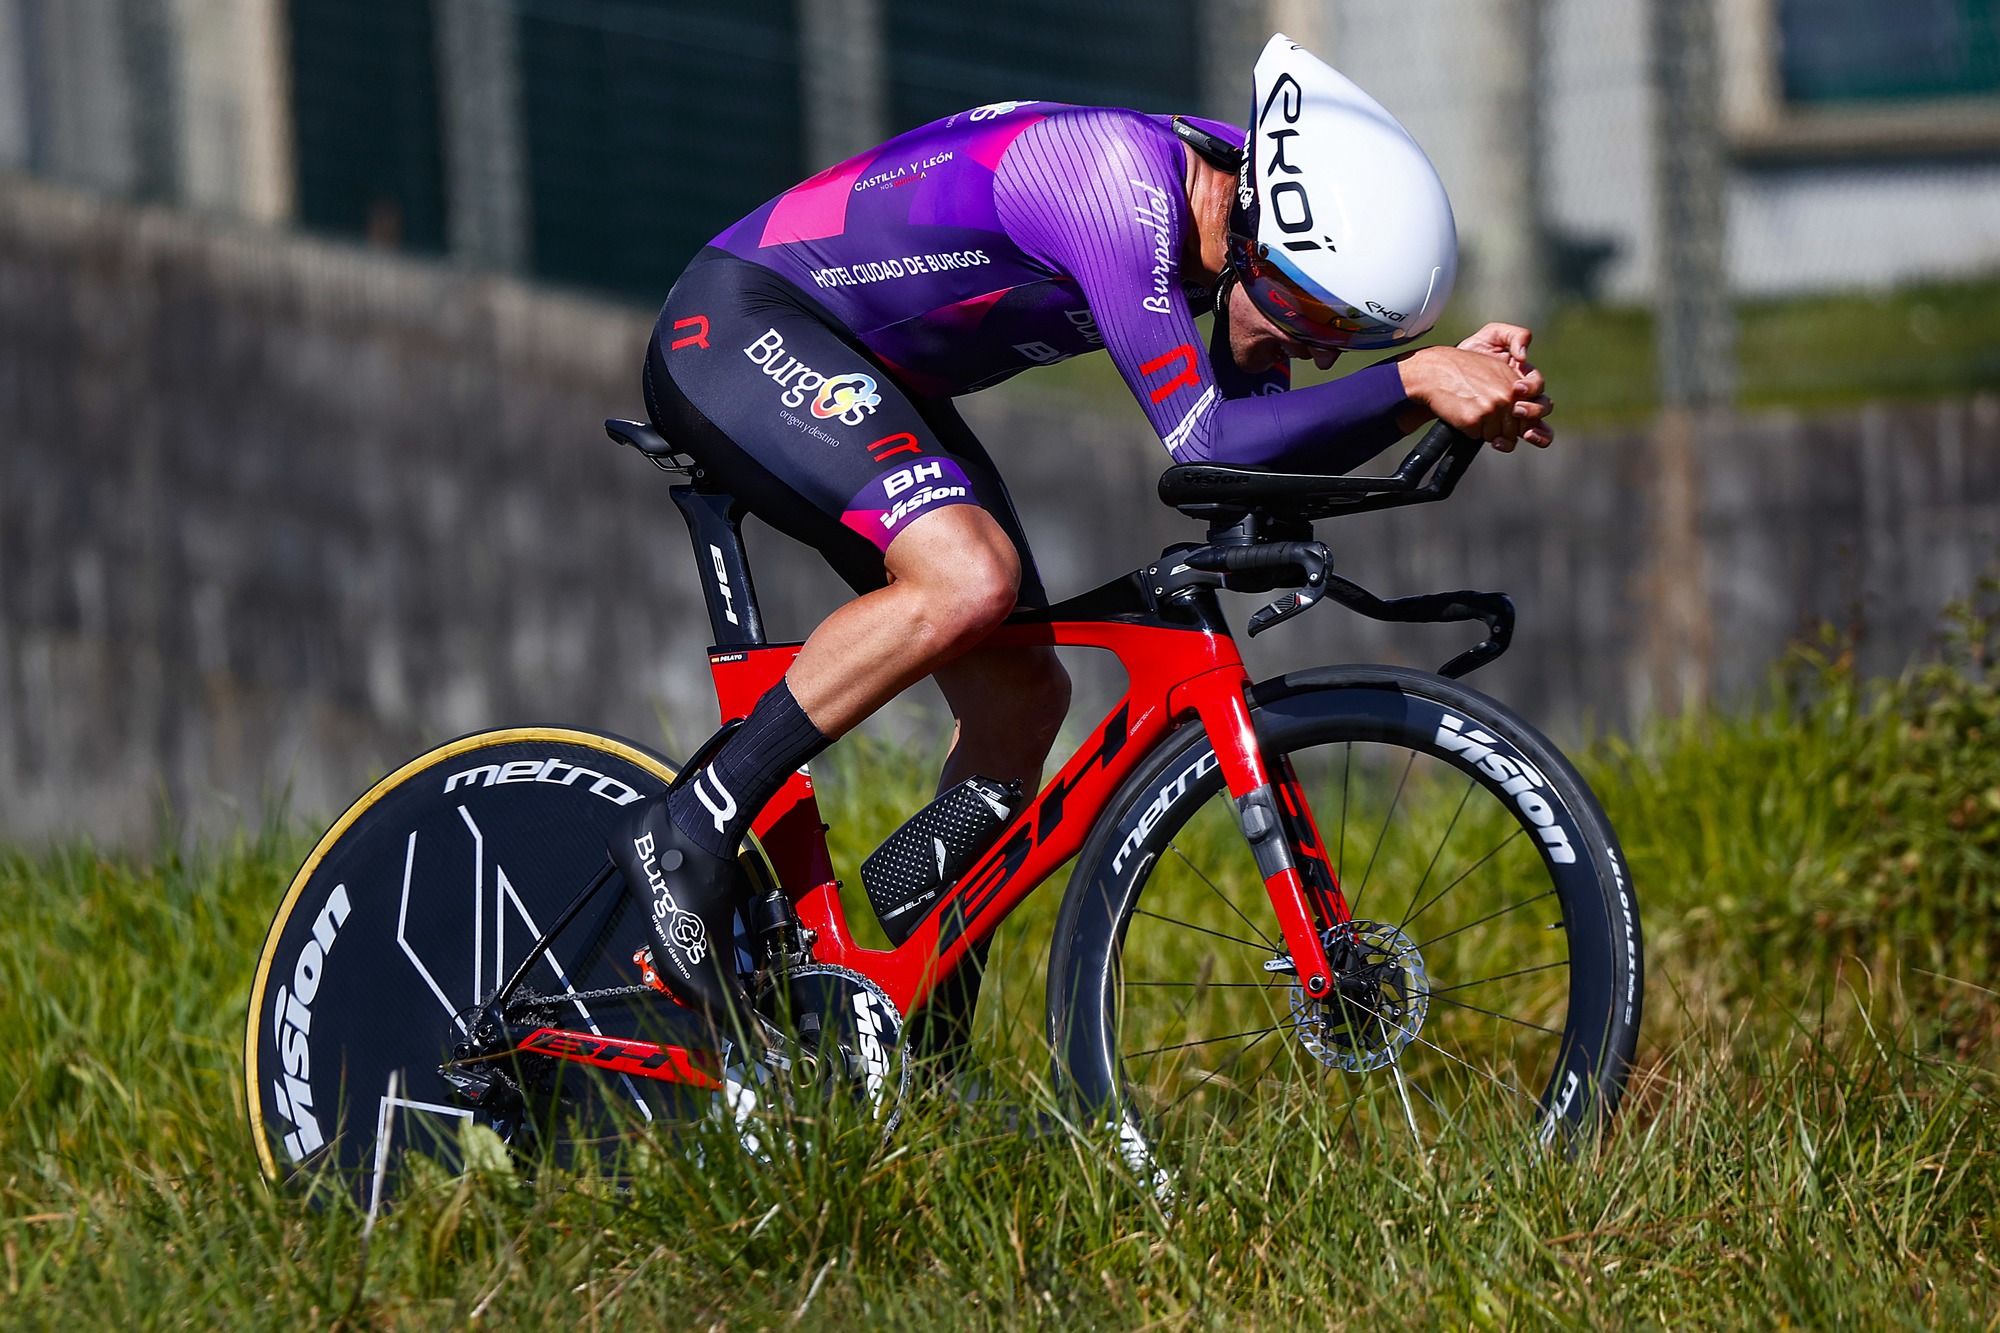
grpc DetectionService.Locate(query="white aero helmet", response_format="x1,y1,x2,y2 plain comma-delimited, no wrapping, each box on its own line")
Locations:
1228,34,1457,350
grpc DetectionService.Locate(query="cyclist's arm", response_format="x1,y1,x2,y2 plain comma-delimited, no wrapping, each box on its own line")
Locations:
993,108,1411,470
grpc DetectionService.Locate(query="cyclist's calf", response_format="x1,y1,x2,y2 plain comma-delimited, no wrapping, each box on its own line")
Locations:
937,644,1071,791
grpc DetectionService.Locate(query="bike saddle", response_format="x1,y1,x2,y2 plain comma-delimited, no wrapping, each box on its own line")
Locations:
605,417,681,458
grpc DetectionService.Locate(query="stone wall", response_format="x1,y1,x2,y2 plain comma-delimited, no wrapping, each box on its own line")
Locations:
4,174,1998,845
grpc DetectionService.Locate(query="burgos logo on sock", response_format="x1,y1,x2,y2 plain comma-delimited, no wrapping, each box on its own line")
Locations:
744,328,883,425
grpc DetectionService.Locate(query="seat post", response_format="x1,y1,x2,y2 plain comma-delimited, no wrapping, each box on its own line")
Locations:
670,486,766,648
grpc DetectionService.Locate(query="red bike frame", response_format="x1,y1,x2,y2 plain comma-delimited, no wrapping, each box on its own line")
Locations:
484,474,1387,1092
710,615,1350,1018
473,422,1508,1095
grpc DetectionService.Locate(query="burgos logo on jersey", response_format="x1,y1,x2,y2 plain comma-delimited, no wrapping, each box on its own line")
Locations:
744,329,883,426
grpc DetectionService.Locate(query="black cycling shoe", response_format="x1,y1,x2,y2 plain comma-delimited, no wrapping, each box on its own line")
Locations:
608,795,754,1032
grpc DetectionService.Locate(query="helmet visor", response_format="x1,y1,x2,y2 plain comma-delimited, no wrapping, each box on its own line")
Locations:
1228,231,1405,351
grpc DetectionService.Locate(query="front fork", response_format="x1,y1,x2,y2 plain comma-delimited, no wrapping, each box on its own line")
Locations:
1183,675,1350,1001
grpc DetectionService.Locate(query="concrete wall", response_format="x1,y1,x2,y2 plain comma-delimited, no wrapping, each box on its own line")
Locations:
4,174,1998,846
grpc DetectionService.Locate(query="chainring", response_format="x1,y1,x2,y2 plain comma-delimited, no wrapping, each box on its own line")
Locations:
754,963,912,1129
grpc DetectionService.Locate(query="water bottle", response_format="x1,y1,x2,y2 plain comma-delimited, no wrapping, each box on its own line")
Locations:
861,777,1024,945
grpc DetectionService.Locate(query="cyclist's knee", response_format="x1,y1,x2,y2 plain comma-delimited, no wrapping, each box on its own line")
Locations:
887,508,1022,649
955,555,1023,637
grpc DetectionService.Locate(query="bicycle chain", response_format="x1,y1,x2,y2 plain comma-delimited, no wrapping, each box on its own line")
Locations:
505,982,659,1012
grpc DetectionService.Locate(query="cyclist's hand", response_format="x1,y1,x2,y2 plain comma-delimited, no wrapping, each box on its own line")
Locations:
1457,321,1534,371
1399,346,1546,448
1456,323,1555,451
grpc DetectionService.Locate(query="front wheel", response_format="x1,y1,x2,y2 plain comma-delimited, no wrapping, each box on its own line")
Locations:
1047,666,1642,1161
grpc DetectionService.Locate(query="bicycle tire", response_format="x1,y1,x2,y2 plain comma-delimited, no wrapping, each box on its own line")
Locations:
245,726,764,1203
1047,665,1641,1160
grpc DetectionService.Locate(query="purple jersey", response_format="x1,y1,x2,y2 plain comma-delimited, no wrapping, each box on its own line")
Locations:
711,103,1410,470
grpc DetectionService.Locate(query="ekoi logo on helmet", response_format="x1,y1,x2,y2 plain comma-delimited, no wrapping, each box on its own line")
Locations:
812,373,882,424
744,328,883,427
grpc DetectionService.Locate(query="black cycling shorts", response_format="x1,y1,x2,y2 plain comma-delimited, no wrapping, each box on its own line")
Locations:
644,249,1047,604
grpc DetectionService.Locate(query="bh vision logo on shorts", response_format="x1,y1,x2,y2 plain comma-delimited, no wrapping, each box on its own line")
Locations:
744,328,884,426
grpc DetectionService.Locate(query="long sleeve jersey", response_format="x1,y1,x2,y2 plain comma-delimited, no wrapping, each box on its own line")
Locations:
711,102,1411,470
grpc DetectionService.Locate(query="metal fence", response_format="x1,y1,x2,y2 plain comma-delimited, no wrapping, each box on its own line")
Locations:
5,0,1999,318
279,0,1210,301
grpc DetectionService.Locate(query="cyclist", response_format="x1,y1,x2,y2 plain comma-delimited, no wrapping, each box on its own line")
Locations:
613,35,1555,1039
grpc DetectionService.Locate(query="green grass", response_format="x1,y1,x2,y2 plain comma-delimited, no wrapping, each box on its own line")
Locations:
1011,274,2000,432
7,595,2000,1327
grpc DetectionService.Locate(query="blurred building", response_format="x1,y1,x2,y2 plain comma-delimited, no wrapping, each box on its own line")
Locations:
2,0,1995,316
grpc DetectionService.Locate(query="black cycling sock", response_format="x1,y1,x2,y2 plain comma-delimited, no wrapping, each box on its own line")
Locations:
668,677,832,858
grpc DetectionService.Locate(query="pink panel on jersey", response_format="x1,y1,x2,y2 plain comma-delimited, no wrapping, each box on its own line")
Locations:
840,509,896,550
930,286,1013,326
869,350,956,398
759,153,878,247
964,115,1047,171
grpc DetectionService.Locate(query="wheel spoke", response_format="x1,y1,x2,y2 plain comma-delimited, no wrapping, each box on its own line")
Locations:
1402,1030,1538,1108
1167,842,1278,949
1123,978,1284,989
1326,1075,1365,1147
1352,748,1417,915
1396,777,1476,930
1164,1026,1278,1116
1128,1022,1289,1061
1426,992,1563,1036
1389,1061,1423,1145
1399,827,1527,932
1337,742,1352,885
1426,959,1568,997
1370,1007,1539,1109
1130,909,1271,954
1226,1040,1294,1118
1407,887,1556,954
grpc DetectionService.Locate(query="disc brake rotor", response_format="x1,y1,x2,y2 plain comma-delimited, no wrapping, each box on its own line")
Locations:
1290,920,1430,1072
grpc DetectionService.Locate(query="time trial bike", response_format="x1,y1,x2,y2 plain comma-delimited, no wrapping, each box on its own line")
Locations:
245,416,1643,1206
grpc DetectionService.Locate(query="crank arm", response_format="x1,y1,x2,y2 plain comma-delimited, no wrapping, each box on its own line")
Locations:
515,1026,723,1089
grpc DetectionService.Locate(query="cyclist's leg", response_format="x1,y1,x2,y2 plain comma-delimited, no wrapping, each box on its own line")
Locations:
897,403,1068,1075
647,254,1048,735
780,507,1027,725
916,396,1071,794
629,253,1058,1025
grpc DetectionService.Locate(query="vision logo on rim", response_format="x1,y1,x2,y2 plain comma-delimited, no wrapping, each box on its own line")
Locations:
1432,712,1578,863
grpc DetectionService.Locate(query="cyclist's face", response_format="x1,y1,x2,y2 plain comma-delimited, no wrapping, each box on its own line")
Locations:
1227,285,1343,374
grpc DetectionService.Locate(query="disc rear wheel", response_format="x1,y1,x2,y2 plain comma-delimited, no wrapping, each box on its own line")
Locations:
245,728,766,1204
